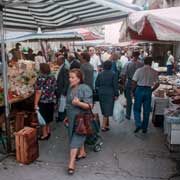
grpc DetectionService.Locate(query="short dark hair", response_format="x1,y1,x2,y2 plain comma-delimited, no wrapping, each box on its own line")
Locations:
40,63,51,75
16,43,21,48
81,52,90,62
37,51,43,56
132,51,140,58
103,60,112,70
144,56,153,65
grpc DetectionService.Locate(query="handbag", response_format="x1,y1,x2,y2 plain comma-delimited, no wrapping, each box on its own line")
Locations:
75,104,100,135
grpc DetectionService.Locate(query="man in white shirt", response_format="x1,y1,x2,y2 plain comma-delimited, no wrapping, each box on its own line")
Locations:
132,56,159,134
166,50,175,75
120,51,129,68
89,47,101,89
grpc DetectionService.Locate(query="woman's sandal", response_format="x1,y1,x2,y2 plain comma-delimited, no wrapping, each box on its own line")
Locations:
68,168,75,175
101,127,110,132
76,155,86,161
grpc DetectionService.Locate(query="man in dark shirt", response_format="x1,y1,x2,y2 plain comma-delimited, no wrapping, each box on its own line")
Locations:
80,52,94,90
68,53,80,70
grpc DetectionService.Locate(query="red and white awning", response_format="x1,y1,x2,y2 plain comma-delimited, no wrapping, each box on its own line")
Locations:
127,7,180,41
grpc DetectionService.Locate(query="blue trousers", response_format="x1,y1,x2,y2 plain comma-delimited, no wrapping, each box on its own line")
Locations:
167,65,173,75
124,79,132,120
133,86,152,130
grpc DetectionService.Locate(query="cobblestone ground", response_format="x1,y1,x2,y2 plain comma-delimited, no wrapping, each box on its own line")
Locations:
0,102,179,180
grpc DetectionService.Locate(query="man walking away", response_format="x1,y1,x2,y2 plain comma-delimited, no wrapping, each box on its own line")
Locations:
121,51,144,120
80,52,94,90
132,57,159,133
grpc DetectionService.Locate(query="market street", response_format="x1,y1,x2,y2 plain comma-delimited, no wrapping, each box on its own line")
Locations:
0,103,179,180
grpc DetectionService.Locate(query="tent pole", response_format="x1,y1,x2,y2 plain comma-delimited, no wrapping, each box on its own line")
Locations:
0,5,11,153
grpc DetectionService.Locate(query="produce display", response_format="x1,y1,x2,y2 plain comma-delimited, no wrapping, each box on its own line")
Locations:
0,60,38,105
0,60,60,106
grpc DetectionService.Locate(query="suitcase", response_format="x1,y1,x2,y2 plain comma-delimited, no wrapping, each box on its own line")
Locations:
14,127,39,164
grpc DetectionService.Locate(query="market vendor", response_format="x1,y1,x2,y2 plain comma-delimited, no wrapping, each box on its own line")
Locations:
132,56,159,134
166,50,175,75
10,43,25,62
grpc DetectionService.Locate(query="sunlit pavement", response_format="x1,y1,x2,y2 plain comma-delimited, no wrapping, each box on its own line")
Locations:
0,101,180,180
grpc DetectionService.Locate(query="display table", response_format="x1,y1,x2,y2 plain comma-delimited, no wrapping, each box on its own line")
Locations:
151,95,169,115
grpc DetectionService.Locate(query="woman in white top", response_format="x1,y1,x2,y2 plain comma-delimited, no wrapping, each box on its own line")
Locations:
35,51,46,71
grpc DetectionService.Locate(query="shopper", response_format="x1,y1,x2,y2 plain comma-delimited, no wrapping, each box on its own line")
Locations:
65,69,93,175
89,47,101,89
132,57,159,133
166,50,175,75
34,51,46,71
68,53,81,70
120,50,129,68
26,48,35,61
121,51,144,120
34,63,56,140
80,52,94,90
56,55,69,122
95,61,119,131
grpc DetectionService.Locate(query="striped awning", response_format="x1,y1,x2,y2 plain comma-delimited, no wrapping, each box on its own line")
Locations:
0,0,141,32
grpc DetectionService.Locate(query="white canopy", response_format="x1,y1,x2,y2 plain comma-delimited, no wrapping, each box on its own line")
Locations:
128,7,180,41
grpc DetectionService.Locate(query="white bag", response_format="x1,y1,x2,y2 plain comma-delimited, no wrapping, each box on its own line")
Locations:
36,110,46,126
113,97,125,123
58,95,66,113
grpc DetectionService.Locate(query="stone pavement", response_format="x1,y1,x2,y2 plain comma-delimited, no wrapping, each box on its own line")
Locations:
0,103,180,180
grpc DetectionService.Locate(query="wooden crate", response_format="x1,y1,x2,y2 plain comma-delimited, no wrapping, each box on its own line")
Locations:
15,112,25,132
14,127,39,164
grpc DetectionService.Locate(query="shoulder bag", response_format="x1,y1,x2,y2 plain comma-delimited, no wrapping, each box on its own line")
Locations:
75,104,100,135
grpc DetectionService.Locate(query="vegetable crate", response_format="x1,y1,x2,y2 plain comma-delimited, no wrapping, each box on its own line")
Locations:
14,127,39,164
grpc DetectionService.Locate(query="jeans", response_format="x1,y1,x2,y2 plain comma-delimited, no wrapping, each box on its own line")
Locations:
133,86,152,130
167,65,173,75
124,79,132,120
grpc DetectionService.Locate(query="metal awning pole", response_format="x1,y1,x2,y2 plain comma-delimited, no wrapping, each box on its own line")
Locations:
0,5,11,153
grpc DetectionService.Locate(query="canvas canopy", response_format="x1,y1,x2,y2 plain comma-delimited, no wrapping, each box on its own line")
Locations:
1,0,141,32
4,32,83,42
128,7,180,41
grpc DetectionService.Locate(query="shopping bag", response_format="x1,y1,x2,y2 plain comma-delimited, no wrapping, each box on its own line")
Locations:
113,97,125,123
36,110,46,126
58,95,66,113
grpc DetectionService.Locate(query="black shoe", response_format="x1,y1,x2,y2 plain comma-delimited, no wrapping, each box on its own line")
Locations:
134,127,141,133
142,129,147,134
38,136,49,141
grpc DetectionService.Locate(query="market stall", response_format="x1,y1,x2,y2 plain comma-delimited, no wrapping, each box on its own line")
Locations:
152,74,180,151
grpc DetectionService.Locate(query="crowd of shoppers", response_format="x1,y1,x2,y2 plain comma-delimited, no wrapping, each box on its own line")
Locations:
32,45,168,175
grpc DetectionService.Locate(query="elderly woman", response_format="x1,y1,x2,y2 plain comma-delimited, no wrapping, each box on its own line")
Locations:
34,63,57,140
64,69,93,175
95,61,119,131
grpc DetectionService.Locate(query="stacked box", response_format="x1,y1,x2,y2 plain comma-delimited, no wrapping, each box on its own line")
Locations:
14,127,39,164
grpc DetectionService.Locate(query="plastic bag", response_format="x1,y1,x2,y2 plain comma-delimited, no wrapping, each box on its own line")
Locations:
36,110,46,126
113,97,125,123
58,95,66,112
